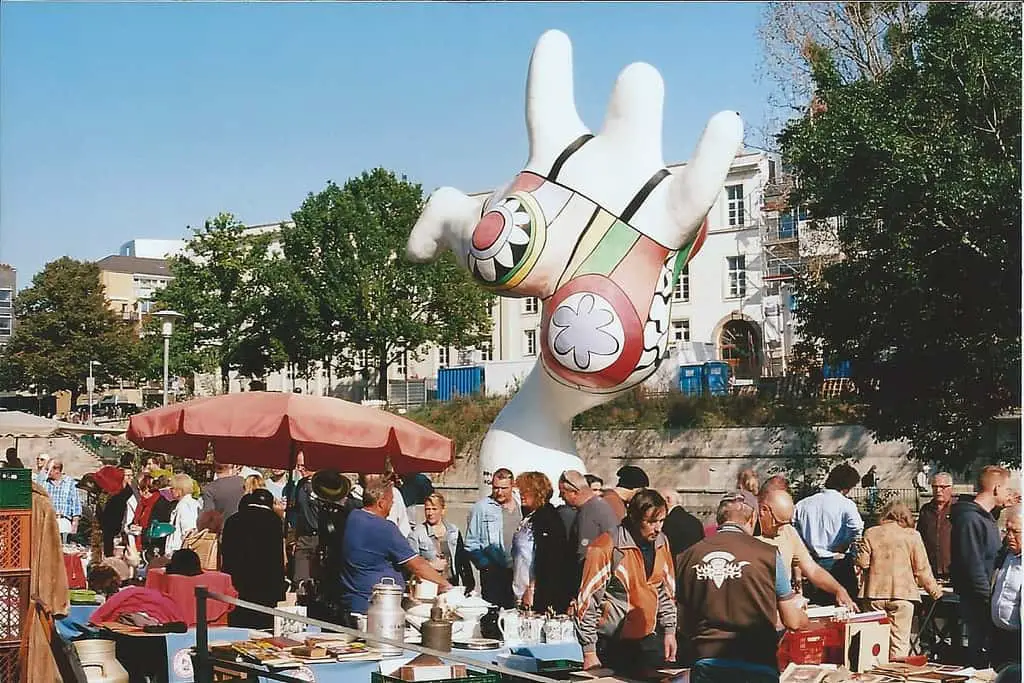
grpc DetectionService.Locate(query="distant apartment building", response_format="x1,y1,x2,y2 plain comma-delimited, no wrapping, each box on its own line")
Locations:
0,264,15,346
95,255,173,322
119,238,186,260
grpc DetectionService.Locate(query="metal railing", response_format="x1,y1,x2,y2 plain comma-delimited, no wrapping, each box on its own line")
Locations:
193,587,563,683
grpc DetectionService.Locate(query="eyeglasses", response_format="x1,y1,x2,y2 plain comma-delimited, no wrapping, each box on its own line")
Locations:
932,484,952,490
767,507,793,527
1005,527,1022,537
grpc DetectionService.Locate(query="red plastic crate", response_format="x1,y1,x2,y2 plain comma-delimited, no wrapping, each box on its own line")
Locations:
0,641,20,683
0,511,31,572
0,571,30,645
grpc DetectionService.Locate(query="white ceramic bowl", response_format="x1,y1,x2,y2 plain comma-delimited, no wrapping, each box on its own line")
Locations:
456,605,489,620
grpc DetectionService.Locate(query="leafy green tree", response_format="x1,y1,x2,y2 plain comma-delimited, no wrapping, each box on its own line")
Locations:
284,168,494,400
0,257,141,407
778,4,1021,469
155,213,288,393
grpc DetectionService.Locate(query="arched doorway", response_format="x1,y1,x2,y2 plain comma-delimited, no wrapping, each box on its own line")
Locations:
719,319,762,380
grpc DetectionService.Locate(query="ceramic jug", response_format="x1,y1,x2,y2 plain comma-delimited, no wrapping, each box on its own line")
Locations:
74,640,129,683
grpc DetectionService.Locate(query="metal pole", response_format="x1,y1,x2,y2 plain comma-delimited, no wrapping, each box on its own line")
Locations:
194,587,211,683
88,362,94,422
163,335,170,407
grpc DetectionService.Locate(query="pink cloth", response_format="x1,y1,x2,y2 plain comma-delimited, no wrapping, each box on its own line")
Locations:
90,586,186,625
145,568,237,626
64,553,87,589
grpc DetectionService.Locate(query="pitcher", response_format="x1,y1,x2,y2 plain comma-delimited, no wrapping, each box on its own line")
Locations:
497,608,522,645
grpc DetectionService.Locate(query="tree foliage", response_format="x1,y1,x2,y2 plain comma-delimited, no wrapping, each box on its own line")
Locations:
284,168,494,399
0,257,141,405
778,3,1021,468
757,2,924,145
154,213,288,392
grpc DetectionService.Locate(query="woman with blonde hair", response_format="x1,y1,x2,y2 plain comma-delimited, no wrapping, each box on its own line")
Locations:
244,474,265,495
737,468,760,496
511,471,574,612
856,500,943,658
407,492,475,592
165,474,201,555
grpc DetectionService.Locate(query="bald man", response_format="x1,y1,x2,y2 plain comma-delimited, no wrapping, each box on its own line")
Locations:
756,488,857,611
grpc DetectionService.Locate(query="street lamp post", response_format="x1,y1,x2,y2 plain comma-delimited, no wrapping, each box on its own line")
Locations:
88,360,101,422
153,310,183,406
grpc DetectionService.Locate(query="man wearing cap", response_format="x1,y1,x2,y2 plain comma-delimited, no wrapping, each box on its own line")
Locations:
559,470,619,586
676,492,808,682
602,465,649,521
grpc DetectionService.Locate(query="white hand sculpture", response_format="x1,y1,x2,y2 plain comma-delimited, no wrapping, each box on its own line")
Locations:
407,30,743,493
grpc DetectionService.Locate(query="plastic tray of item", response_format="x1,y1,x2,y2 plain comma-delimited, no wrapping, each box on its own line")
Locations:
0,469,32,510
372,671,501,683
536,658,582,678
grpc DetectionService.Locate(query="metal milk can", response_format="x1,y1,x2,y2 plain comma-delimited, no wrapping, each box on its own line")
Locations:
367,577,405,655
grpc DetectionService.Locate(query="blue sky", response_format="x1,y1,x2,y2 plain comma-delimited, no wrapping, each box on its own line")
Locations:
1,2,774,287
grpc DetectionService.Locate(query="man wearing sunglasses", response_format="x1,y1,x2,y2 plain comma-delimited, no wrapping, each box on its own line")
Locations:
756,489,858,612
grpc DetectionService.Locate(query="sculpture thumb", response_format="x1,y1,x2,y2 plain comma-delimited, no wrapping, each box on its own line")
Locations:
407,186,484,263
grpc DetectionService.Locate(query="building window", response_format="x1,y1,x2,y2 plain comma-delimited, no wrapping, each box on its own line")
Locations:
672,265,690,303
0,290,11,310
727,256,747,298
671,320,690,344
396,350,408,377
0,317,10,336
438,346,449,368
726,184,745,227
524,329,537,357
480,341,493,362
524,297,539,314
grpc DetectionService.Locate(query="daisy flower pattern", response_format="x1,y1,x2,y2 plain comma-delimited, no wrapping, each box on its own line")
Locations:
548,292,624,372
468,196,532,284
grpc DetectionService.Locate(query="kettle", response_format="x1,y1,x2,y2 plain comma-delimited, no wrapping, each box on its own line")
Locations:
420,603,453,652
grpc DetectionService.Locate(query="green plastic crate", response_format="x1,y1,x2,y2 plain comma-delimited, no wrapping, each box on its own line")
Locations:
0,469,32,510
372,670,500,683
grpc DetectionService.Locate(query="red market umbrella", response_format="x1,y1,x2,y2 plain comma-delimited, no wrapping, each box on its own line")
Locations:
125,392,454,474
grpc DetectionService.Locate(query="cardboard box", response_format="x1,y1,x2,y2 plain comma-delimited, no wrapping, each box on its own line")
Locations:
844,620,890,673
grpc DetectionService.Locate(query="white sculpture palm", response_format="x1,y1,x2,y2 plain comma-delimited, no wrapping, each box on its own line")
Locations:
407,30,743,493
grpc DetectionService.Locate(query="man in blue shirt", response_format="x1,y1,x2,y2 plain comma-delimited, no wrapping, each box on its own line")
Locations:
337,474,451,617
44,459,81,540
793,464,864,605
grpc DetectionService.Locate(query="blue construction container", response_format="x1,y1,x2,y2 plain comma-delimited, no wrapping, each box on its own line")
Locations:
437,366,485,401
822,360,852,379
679,365,704,397
704,361,731,397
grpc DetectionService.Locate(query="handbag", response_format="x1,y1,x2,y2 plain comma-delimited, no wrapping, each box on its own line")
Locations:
181,529,219,571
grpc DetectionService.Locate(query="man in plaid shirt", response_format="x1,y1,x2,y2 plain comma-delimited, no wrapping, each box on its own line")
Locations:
44,459,81,538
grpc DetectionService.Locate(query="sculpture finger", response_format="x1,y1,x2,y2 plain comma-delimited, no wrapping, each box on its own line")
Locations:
526,29,588,164
406,187,485,263
668,110,744,233
599,62,664,164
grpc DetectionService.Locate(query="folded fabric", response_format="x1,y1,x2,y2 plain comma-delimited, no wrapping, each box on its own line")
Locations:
90,586,186,626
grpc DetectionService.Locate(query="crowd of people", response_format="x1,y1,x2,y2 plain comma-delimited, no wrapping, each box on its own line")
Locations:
16,446,1022,682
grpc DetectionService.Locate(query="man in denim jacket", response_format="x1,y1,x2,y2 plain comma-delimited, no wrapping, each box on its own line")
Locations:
465,468,522,607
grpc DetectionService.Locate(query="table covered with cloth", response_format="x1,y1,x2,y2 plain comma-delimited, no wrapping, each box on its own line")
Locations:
146,568,237,626
207,641,584,683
